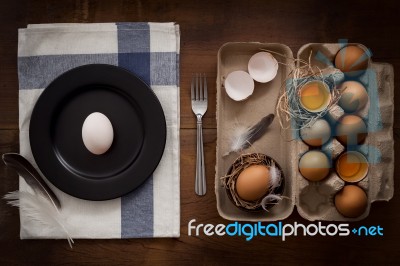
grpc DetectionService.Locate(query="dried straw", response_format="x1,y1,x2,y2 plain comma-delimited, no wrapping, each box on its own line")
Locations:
260,48,344,131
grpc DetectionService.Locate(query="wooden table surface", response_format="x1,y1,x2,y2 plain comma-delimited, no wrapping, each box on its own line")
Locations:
1,0,399,265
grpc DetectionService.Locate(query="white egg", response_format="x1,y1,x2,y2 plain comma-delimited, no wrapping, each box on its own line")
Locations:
248,52,278,83
300,119,331,147
82,112,114,155
224,70,254,101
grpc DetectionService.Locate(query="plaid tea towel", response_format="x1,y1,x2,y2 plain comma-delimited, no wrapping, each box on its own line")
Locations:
17,22,180,238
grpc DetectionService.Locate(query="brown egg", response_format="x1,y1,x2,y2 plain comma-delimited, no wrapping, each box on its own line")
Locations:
336,115,367,146
334,45,369,74
236,165,270,201
335,185,368,218
338,81,369,113
298,151,331,182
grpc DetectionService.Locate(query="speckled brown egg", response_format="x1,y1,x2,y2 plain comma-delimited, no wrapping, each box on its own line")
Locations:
236,165,270,201
334,45,369,74
338,81,369,113
336,115,367,146
334,185,368,218
299,151,331,182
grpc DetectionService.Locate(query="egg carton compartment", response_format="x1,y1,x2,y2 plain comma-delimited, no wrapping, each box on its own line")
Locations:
295,43,394,221
358,176,370,191
215,42,394,222
379,105,394,126
297,173,345,220
369,129,393,144
326,104,345,123
372,135,394,161
322,138,345,160
375,66,393,101
215,42,295,222
374,167,394,201
296,151,373,221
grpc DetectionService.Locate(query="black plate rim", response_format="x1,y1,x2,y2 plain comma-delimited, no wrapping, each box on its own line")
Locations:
29,64,166,201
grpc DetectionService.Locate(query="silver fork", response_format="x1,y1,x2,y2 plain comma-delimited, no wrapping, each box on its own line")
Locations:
191,73,208,196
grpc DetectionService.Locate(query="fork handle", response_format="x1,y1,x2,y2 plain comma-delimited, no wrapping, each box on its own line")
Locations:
195,115,206,196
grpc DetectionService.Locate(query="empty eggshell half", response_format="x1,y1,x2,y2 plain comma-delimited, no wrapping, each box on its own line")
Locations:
224,70,255,101
299,80,331,113
248,52,279,83
336,151,369,183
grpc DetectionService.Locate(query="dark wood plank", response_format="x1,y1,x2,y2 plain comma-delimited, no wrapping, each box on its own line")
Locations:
0,0,399,265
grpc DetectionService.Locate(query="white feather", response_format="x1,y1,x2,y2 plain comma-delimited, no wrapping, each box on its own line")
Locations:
269,164,282,191
261,194,283,211
224,124,263,156
224,114,275,156
4,191,73,248
260,163,283,211
231,125,249,152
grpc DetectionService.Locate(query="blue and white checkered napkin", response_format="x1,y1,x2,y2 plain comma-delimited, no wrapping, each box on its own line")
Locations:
17,23,180,238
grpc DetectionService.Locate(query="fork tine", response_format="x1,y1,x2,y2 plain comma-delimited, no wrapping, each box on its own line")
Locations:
191,75,195,100
204,74,208,100
195,73,199,100
199,73,203,100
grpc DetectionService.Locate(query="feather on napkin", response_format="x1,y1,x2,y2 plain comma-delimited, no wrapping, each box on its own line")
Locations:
4,191,73,247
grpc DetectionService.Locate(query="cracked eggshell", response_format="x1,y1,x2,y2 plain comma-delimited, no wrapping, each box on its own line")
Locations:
248,52,278,83
299,80,331,113
224,70,254,101
336,151,369,183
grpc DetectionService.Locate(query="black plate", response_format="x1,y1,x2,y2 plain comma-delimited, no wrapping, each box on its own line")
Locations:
29,64,166,200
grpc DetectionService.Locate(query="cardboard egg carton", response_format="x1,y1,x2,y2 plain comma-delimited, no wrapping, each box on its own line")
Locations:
215,42,394,221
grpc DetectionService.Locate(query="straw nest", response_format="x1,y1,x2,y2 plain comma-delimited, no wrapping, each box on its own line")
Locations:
260,49,345,131
221,153,284,212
